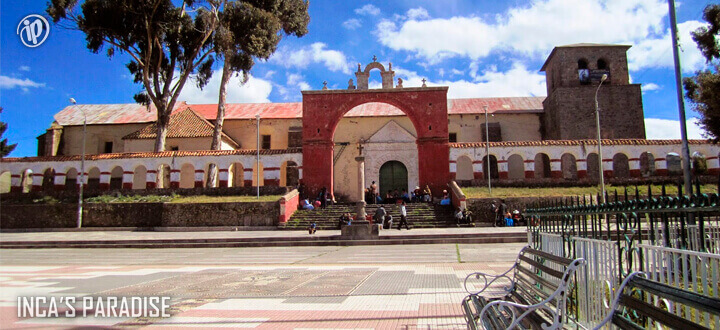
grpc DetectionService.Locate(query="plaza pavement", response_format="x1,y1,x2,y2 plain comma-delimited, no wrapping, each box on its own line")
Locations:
0,230,527,329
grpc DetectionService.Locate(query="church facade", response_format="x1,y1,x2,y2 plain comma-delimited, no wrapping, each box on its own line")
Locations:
3,44,718,199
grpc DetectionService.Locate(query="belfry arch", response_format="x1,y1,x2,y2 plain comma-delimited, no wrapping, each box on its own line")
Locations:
302,85,450,199
354,57,395,90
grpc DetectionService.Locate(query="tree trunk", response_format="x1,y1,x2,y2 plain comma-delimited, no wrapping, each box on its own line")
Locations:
154,104,170,152
206,55,233,188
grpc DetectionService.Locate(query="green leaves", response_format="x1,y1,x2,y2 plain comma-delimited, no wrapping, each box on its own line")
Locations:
684,4,720,142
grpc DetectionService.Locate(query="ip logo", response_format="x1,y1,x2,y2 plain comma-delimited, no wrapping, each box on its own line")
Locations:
17,14,50,48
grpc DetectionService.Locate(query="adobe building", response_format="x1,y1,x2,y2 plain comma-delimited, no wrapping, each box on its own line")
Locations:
3,44,718,200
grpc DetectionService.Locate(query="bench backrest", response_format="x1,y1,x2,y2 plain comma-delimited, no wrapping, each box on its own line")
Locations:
513,247,579,311
597,272,720,329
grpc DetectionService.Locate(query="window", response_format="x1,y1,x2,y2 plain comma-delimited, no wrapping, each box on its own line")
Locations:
104,141,113,153
481,123,502,142
449,133,457,143
577,59,588,69
262,135,271,150
288,127,302,148
170,146,179,151
597,59,608,70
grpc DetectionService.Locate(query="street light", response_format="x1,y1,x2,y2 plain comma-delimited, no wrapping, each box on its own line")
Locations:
484,105,492,195
256,114,260,199
70,98,86,228
594,74,608,203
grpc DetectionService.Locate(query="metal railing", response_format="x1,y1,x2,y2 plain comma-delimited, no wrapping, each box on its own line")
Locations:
526,181,720,328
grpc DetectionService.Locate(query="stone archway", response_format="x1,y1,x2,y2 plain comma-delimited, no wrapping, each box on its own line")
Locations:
302,86,450,198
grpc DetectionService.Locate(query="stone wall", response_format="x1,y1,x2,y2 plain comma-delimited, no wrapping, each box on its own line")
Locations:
0,201,278,229
467,197,559,224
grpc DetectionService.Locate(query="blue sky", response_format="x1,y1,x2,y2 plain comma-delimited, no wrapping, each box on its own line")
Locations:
0,0,713,157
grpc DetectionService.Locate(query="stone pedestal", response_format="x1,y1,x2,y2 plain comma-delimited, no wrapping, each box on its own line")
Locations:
340,220,379,240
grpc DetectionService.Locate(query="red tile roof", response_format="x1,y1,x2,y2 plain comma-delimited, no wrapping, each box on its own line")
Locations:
54,102,189,126
53,97,545,125
1,148,302,163
122,108,239,147
451,139,714,148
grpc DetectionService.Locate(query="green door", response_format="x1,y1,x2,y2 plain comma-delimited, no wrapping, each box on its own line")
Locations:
379,161,408,196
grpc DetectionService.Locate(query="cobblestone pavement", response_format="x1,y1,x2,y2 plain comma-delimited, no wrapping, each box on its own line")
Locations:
0,243,525,329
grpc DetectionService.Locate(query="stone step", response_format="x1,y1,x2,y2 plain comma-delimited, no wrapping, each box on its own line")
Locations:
0,231,526,249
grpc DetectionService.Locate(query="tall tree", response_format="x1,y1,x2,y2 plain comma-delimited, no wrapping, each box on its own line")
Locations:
207,0,309,186
684,4,720,142
0,108,17,157
47,0,221,152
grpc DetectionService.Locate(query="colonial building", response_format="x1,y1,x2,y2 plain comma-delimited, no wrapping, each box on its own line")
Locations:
3,44,717,199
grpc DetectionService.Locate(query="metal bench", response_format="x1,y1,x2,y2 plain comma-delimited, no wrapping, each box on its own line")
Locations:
461,246,585,329
595,271,720,329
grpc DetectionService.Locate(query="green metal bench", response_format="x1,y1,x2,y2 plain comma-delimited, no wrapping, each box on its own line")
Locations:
595,271,720,329
461,246,585,329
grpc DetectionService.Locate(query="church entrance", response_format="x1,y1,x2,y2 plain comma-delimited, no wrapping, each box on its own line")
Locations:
379,161,408,196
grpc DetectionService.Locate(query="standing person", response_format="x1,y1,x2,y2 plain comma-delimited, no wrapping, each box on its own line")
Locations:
500,200,508,224
318,187,327,208
373,205,386,227
491,200,499,226
370,181,378,204
398,201,410,230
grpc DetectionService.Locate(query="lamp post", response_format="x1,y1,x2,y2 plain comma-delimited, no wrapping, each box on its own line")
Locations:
256,114,260,199
594,74,608,203
70,98,85,228
484,105,492,195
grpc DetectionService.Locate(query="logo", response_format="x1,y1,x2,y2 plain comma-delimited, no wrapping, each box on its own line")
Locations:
17,14,50,48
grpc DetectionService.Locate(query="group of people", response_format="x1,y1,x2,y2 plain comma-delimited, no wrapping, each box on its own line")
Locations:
454,208,474,226
491,199,525,227
299,186,335,211
372,202,410,230
364,182,434,204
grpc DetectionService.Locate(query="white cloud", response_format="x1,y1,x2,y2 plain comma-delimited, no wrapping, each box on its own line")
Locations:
642,83,661,92
18,66,30,72
287,73,311,91
627,20,707,73
644,117,706,139
269,42,351,74
343,18,362,30
0,75,45,90
179,71,272,104
392,63,547,98
374,0,708,71
406,7,430,20
355,4,380,16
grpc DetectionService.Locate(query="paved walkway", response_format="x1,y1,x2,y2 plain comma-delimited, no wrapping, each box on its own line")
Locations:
0,243,526,329
0,227,527,242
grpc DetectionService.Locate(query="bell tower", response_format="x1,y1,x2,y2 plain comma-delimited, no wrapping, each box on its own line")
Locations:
540,43,645,140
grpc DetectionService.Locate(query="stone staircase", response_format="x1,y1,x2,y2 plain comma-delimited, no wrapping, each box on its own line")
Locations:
283,203,479,230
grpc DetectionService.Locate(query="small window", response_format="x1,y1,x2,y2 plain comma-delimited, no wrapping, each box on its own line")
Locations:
104,141,113,153
262,135,271,150
597,59,608,70
288,128,302,148
482,123,502,142
578,59,588,69
170,146,179,151
449,133,457,143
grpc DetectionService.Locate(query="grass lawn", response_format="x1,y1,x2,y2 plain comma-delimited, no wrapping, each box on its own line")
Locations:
84,194,281,203
462,184,719,199
169,195,281,203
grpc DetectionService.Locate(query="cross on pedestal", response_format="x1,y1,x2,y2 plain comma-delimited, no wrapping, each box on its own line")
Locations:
372,55,377,62
357,142,365,156
421,78,427,87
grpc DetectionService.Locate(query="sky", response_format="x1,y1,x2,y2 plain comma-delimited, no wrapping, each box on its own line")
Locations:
0,0,714,157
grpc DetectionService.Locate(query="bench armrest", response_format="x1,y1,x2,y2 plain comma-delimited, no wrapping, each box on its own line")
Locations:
478,257,586,329
463,270,515,295
592,271,645,330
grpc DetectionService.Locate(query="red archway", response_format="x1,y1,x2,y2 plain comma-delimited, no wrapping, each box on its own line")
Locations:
301,87,450,198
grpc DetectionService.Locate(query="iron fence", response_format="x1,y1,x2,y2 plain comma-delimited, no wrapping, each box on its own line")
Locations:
526,180,720,328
